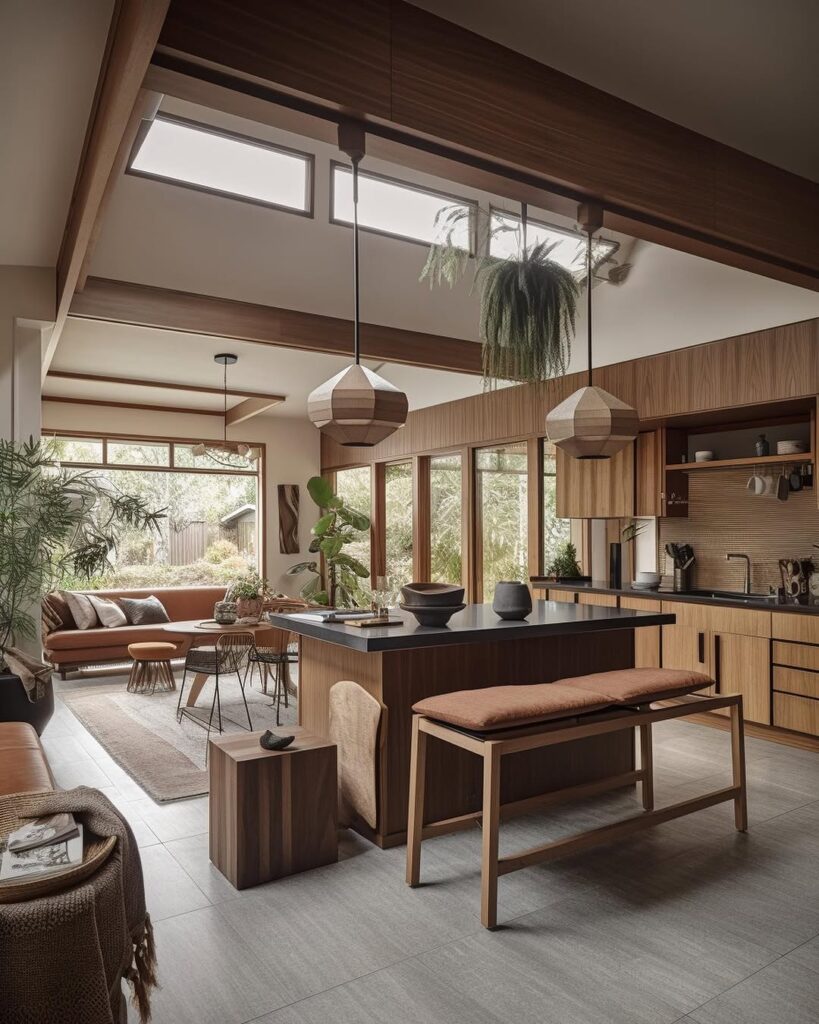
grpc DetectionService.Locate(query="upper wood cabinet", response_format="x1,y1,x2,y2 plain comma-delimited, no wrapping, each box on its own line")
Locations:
555,442,634,519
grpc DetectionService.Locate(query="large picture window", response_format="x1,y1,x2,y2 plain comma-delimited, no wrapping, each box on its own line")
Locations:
543,442,571,572
384,462,413,587
476,443,528,602
334,466,372,586
429,453,463,585
50,435,261,590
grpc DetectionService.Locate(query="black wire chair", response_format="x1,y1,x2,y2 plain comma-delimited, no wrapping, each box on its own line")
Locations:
176,632,254,758
246,628,296,726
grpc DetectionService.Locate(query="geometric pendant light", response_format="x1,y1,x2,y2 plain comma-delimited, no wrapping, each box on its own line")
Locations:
308,123,408,447
545,206,638,460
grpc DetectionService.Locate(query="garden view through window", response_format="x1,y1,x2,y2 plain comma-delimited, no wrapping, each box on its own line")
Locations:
51,435,260,590
476,443,528,602
543,442,571,571
334,466,372,590
384,461,413,588
430,453,462,584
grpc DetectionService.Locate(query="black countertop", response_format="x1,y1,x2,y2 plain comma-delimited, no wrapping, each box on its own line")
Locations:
269,601,675,653
531,578,819,615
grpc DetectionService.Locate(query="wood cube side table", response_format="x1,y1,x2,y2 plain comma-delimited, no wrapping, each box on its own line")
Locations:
209,728,338,889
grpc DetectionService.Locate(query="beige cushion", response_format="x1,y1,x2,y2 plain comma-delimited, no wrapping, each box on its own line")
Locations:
412,683,612,732
329,680,382,829
87,595,127,628
60,591,98,630
559,667,713,703
128,641,177,660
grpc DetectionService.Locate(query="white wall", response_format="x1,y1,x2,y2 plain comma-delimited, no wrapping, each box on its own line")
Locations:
41,401,322,594
0,266,54,440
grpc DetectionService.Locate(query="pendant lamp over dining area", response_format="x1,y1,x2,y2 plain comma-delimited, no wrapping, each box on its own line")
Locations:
307,122,408,447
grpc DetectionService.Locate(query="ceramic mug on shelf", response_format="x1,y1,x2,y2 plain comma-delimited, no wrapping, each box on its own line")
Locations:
746,470,765,495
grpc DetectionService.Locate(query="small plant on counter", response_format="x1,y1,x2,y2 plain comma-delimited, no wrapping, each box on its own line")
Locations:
286,476,371,608
545,541,583,580
229,571,269,601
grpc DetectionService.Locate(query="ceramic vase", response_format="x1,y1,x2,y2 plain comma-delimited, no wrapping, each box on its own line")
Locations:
214,600,238,625
236,596,263,621
492,581,532,620
609,542,622,589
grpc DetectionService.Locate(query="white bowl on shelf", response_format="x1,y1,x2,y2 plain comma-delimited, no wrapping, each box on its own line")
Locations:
776,440,807,455
694,451,715,462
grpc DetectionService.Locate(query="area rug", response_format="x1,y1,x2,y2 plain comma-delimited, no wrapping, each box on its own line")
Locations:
60,669,299,802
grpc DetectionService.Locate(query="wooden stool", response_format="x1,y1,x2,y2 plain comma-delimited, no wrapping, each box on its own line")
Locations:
127,642,178,695
406,668,747,929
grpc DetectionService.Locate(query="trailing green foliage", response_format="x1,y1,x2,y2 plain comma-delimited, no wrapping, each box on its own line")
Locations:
0,438,165,667
286,476,371,607
545,541,583,579
622,520,648,544
421,205,579,387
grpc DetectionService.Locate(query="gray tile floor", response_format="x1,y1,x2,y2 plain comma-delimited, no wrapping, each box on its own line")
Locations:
47,690,819,1024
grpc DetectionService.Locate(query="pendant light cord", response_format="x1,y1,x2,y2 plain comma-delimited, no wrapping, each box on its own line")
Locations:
587,227,593,388
521,201,528,255
352,154,361,365
223,359,228,441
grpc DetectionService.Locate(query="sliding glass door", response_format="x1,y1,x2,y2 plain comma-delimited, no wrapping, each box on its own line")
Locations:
384,461,413,587
543,441,570,573
429,452,463,585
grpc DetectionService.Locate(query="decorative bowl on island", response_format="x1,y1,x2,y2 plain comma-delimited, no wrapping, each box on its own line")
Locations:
400,582,465,607
399,602,466,627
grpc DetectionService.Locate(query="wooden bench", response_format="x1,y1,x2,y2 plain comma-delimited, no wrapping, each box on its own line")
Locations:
405,668,747,929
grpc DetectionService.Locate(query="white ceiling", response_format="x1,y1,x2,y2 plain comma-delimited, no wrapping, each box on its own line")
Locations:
47,317,486,417
409,0,819,182
0,0,114,265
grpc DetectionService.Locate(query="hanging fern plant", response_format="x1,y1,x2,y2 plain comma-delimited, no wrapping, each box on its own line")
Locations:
421,203,580,388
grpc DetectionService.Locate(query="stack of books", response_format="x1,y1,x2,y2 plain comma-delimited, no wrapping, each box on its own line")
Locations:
0,813,84,882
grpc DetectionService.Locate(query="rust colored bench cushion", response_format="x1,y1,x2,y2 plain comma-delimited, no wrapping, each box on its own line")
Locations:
412,683,612,732
559,667,713,703
0,722,54,797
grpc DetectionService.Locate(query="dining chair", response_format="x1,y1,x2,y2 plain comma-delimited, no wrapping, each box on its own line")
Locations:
176,631,254,755
246,627,295,726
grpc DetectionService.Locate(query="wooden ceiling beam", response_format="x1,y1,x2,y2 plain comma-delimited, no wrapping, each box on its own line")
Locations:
69,277,484,375
224,396,282,426
47,369,285,403
156,0,819,288
44,1,170,379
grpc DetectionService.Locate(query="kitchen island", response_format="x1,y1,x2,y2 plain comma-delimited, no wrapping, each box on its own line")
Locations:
270,601,675,847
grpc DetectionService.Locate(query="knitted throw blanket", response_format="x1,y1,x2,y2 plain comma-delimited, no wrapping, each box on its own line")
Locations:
0,787,157,1023
3,647,51,702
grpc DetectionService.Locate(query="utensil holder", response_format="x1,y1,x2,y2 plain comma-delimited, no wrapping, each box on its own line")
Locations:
673,567,691,592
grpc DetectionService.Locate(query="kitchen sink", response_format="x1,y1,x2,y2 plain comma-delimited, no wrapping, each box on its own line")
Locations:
682,589,776,605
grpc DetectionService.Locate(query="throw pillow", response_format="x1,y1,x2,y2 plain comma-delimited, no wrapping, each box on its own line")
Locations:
87,595,128,628
118,596,171,626
43,591,76,631
60,591,98,630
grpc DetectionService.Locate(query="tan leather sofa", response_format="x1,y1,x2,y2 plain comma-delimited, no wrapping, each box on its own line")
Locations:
0,721,54,796
44,586,227,676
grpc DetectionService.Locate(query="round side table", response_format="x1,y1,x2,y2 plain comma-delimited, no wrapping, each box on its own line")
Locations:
127,642,178,695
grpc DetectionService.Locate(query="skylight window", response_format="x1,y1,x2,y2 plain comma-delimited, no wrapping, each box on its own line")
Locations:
331,164,474,248
129,115,312,213
489,209,618,273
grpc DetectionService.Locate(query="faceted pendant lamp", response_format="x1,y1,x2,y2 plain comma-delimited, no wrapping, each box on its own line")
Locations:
545,208,638,459
308,123,408,447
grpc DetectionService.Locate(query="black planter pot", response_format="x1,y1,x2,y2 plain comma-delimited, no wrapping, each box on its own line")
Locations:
492,580,533,620
609,542,623,589
0,671,55,736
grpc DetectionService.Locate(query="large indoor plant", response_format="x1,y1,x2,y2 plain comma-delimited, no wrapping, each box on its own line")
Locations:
0,438,164,731
287,476,370,607
421,203,580,386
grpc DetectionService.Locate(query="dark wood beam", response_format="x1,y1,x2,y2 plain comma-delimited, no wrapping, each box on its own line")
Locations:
156,0,819,288
47,369,285,403
42,395,223,417
69,278,484,375
46,0,170,376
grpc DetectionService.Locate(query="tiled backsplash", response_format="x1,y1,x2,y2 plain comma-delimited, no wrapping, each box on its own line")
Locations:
659,468,818,592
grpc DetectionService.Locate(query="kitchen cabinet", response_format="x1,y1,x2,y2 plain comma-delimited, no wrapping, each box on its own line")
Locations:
577,593,618,607
620,595,661,667
660,599,771,724
555,443,634,519
547,589,577,603
772,616,819,735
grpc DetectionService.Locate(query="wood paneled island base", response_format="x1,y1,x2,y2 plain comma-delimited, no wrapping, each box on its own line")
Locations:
275,603,675,848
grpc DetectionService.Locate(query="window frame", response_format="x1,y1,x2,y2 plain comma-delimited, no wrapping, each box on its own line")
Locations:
329,160,477,252
487,205,620,270
126,113,315,218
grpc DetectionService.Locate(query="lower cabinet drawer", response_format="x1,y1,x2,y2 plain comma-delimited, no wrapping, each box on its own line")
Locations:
548,590,577,603
577,593,618,607
773,692,819,736
773,641,819,672
773,666,819,700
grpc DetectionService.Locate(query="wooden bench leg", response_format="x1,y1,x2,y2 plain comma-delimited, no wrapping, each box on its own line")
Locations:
480,743,502,930
730,699,748,832
406,716,428,887
639,723,654,812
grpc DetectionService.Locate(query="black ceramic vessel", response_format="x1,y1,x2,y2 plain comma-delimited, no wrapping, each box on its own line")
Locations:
492,581,532,620
0,672,54,735
609,542,622,589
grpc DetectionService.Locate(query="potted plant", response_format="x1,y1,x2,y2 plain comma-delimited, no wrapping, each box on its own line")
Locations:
229,571,270,621
286,476,370,607
543,541,590,583
421,203,580,387
0,438,165,733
